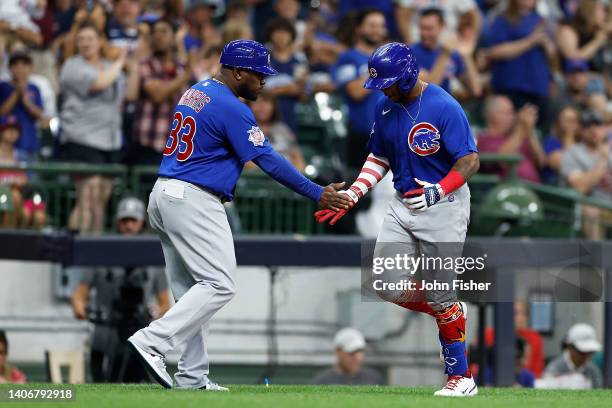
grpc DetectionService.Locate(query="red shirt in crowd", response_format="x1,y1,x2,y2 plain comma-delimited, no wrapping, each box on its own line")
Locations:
477,132,541,183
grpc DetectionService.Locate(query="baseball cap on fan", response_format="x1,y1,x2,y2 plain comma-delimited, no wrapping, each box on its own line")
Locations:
566,323,601,353
116,197,145,221
334,328,366,353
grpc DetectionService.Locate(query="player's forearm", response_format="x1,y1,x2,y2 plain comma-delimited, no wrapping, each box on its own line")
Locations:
450,153,479,183
253,149,323,202
348,153,390,201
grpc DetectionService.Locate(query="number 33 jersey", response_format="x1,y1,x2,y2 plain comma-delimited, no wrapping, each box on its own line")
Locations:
158,78,272,201
367,83,478,193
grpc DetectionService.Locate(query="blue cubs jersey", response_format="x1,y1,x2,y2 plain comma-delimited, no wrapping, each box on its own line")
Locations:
159,78,273,200
367,84,477,193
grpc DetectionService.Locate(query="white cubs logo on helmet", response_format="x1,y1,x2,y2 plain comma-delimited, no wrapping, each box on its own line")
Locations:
369,67,377,78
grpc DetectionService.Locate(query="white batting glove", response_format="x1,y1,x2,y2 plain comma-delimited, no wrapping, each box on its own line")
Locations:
402,178,444,212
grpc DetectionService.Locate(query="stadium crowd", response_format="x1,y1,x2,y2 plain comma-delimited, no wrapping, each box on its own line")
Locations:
0,0,609,236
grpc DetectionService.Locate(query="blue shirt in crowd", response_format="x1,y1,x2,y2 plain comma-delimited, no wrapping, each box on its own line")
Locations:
184,35,203,52
333,48,382,135
486,12,550,97
411,43,465,94
0,82,43,154
540,135,563,184
266,54,305,133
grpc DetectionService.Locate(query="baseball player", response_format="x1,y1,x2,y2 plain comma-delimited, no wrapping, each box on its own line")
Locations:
127,39,351,390
315,43,480,396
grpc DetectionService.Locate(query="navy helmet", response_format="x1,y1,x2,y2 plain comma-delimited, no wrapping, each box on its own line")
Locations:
220,39,278,76
363,42,419,93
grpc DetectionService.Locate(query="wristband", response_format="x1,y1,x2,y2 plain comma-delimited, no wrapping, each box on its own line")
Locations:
438,169,465,196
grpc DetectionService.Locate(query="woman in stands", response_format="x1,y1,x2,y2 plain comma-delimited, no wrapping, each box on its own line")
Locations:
58,22,137,233
556,0,611,74
541,105,580,185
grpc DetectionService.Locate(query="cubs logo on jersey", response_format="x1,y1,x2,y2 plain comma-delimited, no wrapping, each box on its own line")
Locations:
408,122,441,156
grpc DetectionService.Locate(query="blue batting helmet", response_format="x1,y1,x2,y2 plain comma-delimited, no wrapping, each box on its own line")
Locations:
363,42,419,93
220,39,278,76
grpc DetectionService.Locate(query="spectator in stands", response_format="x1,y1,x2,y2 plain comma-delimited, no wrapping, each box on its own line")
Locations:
485,0,555,129
478,301,544,382
0,115,46,229
0,0,43,48
60,1,108,61
560,109,611,240
0,116,26,228
0,50,46,161
273,0,305,47
248,92,305,171
541,106,580,184
411,7,481,98
515,337,536,387
556,0,611,74
0,330,26,384
477,95,546,183
394,0,481,52
221,19,253,45
265,17,308,133
557,59,608,115
106,0,142,52
193,45,221,81
301,1,343,94
71,196,170,382
312,327,383,385
337,0,399,44
226,0,250,24
333,8,386,170
128,18,191,166
59,22,138,234
181,0,220,53
541,323,603,389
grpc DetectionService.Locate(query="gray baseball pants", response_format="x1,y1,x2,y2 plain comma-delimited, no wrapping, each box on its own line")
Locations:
373,184,471,311
129,178,236,388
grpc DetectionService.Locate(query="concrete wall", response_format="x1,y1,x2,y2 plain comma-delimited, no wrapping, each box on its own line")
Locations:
0,260,604,386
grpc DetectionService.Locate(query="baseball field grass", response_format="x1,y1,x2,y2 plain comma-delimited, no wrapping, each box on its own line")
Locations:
2,384,612,408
